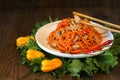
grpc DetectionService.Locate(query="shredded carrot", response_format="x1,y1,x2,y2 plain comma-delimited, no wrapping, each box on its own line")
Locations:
48,18,102,54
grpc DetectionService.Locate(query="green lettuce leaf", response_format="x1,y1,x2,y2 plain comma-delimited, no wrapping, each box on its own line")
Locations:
95,51,118,73
83,58,98,76
68,59,83,77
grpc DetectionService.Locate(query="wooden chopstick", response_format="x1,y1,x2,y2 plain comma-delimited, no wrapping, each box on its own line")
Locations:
79,21,120,33
73,11,120,33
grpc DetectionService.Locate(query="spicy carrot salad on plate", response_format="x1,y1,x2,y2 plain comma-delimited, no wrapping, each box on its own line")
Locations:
47,18,102,54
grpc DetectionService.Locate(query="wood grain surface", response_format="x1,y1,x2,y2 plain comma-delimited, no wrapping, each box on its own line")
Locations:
0,1,120,80
0,0,120,8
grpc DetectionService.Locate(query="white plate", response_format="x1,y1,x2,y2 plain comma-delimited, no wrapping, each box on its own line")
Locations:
35,20,114,58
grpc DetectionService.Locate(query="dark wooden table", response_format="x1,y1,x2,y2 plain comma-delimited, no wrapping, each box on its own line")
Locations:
0,7,120,80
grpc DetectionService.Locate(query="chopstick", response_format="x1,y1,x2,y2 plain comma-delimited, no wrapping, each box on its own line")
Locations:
73,11,120,33
79,21,120,33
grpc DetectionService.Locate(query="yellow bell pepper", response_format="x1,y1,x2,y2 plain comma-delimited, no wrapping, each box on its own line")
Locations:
16,36,34,46
26,49,45,61
41,58,62,72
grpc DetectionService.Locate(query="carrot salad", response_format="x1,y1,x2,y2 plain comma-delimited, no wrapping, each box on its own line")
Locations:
48,18,102,54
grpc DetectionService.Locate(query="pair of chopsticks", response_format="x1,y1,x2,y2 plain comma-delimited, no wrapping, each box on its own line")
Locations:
73,11,120,33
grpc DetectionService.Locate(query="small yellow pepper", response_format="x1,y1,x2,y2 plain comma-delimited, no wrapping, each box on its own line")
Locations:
16,36,34,46
41,58,62,72
26,49,45,61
